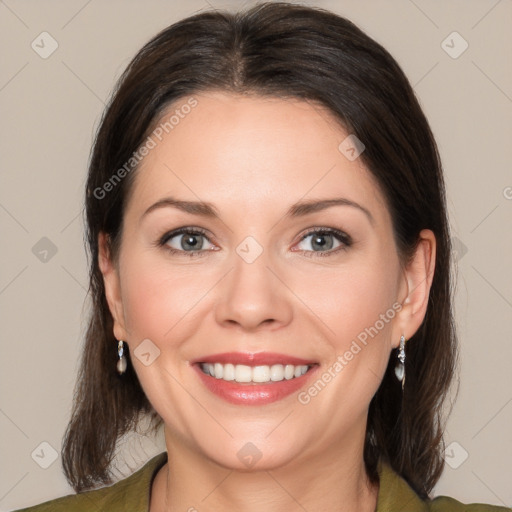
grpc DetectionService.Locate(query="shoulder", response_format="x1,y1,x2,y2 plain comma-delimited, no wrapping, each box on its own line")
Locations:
376,459,511,512
11,491,110,512
11,452,168,512
429,496,511,512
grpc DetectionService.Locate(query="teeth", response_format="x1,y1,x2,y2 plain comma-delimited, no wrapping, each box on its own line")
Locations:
235,364,252,383
200,363,310,383
223,363,235,381
253,365,270,383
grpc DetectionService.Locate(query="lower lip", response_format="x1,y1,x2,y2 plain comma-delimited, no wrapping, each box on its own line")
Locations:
193,364,319,405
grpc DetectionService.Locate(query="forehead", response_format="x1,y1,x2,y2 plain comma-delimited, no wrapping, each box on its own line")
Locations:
127,91,388,220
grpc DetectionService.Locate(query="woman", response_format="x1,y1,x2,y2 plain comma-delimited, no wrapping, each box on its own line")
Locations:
14,2,510,511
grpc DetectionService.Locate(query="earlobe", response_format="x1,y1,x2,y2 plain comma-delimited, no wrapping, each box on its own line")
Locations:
394,229,436,345
98,232,128,341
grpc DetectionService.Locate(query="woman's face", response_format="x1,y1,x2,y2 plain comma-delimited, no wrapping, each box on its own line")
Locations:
101,91,428,471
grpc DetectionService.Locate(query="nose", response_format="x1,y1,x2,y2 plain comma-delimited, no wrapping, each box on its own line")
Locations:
214,245,293,332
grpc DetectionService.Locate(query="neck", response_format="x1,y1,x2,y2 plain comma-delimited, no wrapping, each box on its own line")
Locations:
150,429,379,512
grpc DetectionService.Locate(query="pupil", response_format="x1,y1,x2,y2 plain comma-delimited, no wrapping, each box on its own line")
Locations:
182,234,200,250
312,234,333,251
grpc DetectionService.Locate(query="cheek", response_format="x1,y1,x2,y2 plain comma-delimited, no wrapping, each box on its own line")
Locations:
340,272,397,338
119,253,209,345
293,254,400,349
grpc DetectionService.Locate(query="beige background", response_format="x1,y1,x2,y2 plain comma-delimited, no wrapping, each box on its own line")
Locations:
1,0,511,510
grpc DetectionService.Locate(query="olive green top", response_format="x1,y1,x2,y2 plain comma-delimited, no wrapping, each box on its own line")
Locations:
13,452,510,511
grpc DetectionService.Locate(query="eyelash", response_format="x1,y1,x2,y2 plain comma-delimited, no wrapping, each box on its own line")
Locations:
157,226,352,259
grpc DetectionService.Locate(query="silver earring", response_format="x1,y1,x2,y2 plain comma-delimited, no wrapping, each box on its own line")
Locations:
117,340,127,375
394,335,406,390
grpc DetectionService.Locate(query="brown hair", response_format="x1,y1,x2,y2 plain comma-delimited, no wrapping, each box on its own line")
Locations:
63,1,457,498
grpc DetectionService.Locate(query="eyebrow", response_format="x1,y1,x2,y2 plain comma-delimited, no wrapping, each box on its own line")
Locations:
141,197,374,225
288,198,374,225
142,198,220,220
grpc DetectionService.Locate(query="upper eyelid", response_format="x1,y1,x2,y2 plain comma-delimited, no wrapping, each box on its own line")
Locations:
298,227,352,243
300,227,350,238
160,227,210,240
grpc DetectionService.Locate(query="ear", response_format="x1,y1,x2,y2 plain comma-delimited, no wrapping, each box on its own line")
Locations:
98,232,129,341
393,229,436,346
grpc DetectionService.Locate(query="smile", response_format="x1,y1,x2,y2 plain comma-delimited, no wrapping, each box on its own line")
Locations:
192,352,320,405
200,362,312,383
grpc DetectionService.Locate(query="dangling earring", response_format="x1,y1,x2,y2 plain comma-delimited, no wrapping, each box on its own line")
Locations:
394,335,406,390
117,340,127,375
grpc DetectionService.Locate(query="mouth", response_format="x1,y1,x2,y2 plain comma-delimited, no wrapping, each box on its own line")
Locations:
198,362,315,384
191,352,319,405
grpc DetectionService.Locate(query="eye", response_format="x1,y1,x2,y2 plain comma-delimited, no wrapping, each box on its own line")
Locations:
295,228,352,256
159,227,216,256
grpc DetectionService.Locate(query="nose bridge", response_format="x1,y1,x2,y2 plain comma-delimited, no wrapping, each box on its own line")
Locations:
214,235,292,330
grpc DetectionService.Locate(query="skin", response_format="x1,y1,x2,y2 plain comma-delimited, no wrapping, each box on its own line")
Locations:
99,91,436,512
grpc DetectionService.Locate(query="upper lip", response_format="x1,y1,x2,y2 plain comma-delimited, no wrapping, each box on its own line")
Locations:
191,352,318,366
